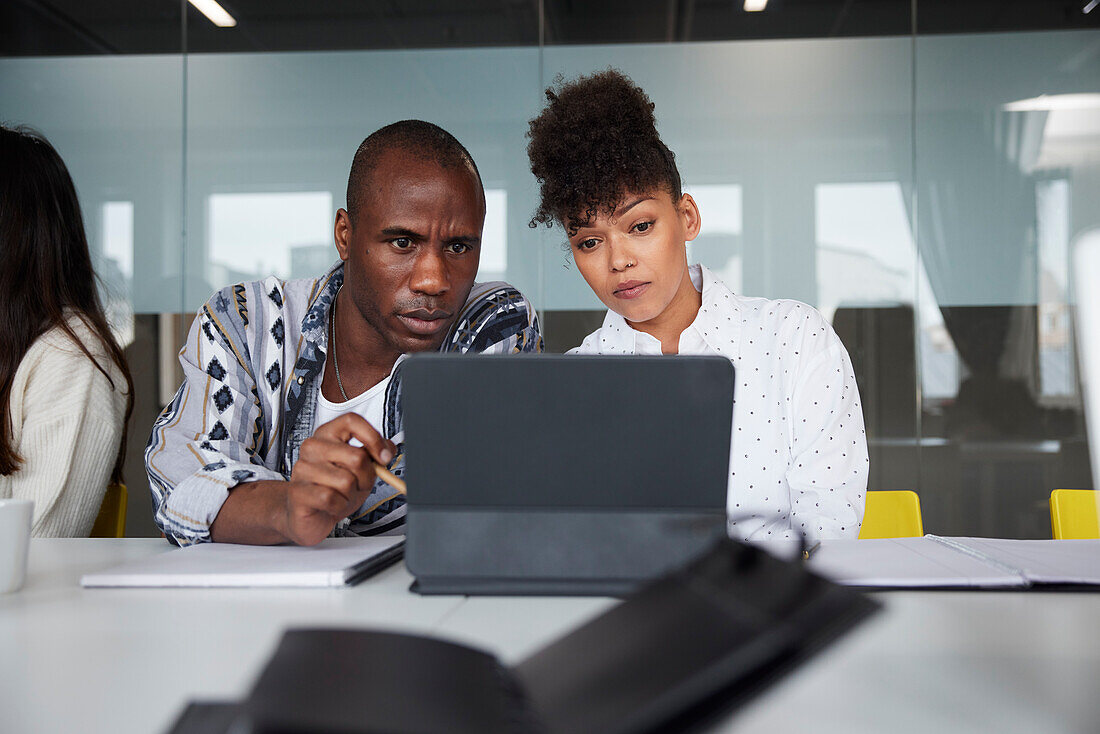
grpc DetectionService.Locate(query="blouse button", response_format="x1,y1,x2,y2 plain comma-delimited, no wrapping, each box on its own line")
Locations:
297,376,305,385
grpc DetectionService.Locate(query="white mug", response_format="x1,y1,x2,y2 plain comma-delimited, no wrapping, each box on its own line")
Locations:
0,498,33,593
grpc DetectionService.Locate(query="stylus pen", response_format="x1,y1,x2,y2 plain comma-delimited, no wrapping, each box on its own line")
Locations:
801,541,821,562
374,463,407,495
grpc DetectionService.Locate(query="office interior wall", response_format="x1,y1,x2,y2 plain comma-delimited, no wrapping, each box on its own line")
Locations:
2,4,1098,538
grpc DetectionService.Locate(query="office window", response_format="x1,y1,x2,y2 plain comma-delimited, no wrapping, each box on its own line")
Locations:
814,182,914,319
814,181,960,400
101,201,134,280
478,188,508,281
684,184,743,293
1037,178,1074,400
207,191,334,285
100,201,135,348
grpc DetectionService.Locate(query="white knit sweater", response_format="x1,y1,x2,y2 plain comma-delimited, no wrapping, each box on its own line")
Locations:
1,317,128,537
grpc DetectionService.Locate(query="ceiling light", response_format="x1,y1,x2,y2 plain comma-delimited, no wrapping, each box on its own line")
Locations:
744,0,768,11
189,0,237,27
1084,0,1098,14
1003,93,1100,112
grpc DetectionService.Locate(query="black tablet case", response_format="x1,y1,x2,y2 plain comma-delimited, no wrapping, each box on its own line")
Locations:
401,354,736,596
168,538,879,734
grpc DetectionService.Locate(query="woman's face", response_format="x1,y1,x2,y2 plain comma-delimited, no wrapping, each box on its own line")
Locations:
567,190,701,327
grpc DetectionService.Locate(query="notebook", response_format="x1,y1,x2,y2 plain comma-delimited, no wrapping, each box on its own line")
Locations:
80,537,404,588
399,354,736,596
167,537,880,734
797,536,1100,589
926,537,1100,586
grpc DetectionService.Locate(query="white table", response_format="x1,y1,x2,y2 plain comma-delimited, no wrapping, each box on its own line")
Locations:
2,540,1099,734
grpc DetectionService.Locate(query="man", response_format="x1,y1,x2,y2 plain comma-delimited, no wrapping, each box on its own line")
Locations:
146,121,542,546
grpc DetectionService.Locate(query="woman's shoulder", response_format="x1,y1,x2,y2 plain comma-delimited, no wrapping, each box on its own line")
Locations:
28,315,126,385
35,314,111,357
708,275,828,331
737,295,827,326
696,265,818,324
737,296,848,374
709,282,840,364
13,317,128,427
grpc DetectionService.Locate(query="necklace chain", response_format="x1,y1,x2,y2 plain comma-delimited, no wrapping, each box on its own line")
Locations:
330,292,350,402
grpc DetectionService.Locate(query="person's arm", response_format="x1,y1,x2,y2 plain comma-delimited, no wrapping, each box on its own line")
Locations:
146,287,396,546
211,414,395,545
146,293,278,545
784,315,869,541
10,339,126,537
145,289,290,545
452,283,544,355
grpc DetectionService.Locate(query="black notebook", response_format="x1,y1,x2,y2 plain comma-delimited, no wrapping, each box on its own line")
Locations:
168,538,879,734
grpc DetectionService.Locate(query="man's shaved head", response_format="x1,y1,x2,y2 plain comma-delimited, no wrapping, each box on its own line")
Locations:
346,120,483,226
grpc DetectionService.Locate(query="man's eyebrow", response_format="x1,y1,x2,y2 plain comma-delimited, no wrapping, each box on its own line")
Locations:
380,227,480,246
380,226,424,239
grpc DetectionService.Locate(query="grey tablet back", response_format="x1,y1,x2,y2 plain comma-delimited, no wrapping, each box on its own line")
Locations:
401,354,734,595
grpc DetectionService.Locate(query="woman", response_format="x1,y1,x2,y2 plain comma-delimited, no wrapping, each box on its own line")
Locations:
0,125,133,537
526,70,867,540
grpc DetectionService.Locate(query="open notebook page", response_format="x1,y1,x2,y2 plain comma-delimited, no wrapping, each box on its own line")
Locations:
805,537,1028,588
947,538,1100,585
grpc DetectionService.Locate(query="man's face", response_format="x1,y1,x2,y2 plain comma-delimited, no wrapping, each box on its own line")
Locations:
335,149,484,359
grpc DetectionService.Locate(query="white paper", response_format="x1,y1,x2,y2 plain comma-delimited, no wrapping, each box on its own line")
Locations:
806,537,1029,588
947,538,1100,585
80,536,403,588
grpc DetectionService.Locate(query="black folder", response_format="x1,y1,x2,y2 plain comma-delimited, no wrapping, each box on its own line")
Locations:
168,538,879,734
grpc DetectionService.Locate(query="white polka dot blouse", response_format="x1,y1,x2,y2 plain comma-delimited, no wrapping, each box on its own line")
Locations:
569,264,868,542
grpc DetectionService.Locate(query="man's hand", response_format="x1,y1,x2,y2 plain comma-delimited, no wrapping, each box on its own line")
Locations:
210,414,396,546
281,414,396,545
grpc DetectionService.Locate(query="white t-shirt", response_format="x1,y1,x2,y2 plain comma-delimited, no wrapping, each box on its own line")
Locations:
569,264,868,542
314,356,404,441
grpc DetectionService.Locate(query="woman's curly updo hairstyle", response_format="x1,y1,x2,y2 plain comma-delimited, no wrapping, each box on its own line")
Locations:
526,69,682,237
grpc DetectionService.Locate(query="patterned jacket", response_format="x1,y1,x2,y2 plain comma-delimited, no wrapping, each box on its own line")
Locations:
145,261,542,545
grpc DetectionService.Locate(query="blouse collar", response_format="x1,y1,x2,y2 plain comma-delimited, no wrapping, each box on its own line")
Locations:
596,264,742,358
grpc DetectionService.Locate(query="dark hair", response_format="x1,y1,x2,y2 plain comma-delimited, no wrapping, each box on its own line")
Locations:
346,120,483,225
0,125,134,482
527,69,682,237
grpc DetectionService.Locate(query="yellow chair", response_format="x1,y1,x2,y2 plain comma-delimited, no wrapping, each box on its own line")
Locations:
1049,489,1100,540
858,490,923,539
90,482,127,538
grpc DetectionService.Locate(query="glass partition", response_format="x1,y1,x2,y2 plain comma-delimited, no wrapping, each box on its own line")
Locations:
913,29,1100,536
3,1,1098,537
183,47,543,309
0,55,185,315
